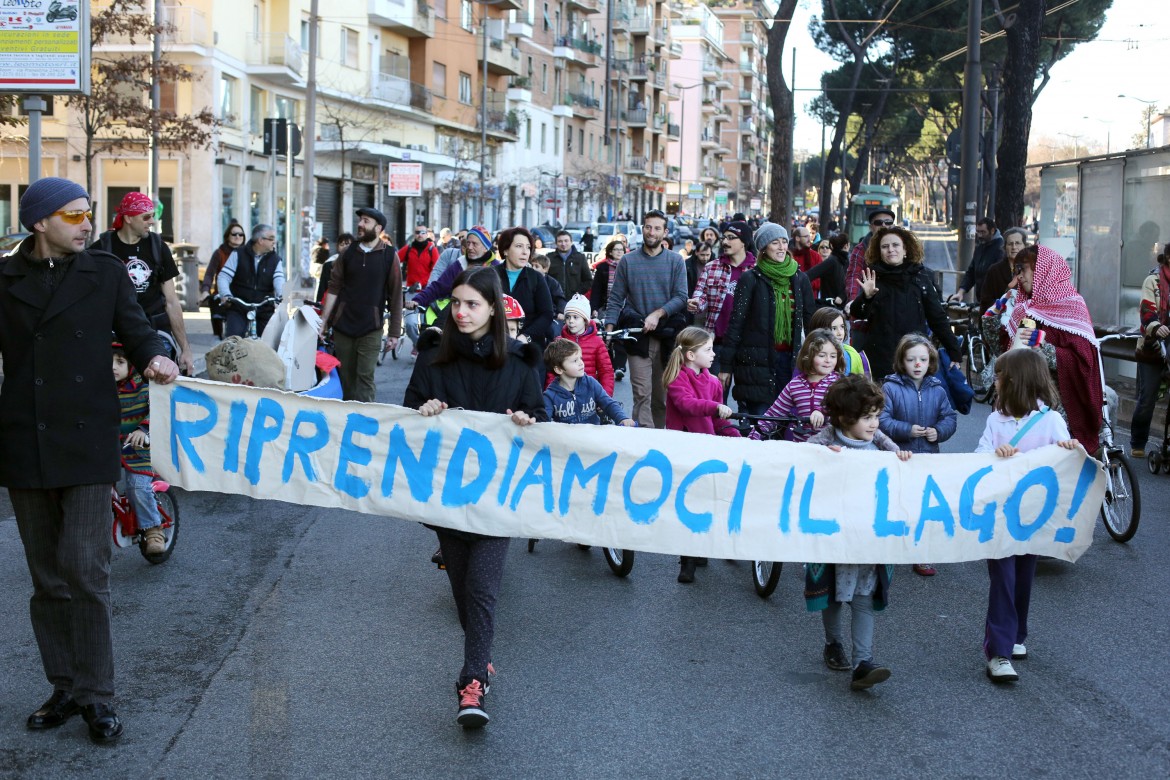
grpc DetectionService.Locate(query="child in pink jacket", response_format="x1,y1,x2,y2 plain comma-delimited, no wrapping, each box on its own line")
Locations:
662,326,740,583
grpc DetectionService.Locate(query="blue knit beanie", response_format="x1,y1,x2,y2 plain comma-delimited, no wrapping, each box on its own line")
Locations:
19,177,90,230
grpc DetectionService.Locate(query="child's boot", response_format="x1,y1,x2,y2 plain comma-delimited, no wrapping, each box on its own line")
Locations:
678,556,697,583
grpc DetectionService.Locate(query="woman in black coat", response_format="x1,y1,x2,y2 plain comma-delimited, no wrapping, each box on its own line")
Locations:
720,223,815,414
403,265,546,730
493,227,553,347
850,225,960,378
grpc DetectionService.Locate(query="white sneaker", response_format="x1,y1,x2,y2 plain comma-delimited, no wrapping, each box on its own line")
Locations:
986,656,1019,683
1012,643,1028,660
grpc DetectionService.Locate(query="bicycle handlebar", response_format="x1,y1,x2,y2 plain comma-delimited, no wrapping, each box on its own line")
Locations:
217,295,280,310
601,327,644,341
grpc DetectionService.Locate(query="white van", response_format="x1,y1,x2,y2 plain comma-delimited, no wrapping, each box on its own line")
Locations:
592,221,643,251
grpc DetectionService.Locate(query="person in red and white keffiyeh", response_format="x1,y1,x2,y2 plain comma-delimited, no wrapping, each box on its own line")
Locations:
1000,244,1102,451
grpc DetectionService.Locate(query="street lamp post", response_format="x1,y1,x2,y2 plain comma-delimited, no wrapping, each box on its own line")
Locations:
1058,132,1084,159
1118,94,1157,149
1081,116,1112,154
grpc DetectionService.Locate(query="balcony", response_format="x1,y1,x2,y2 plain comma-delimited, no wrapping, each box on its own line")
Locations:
622,107,648,127
702,60,721,82
667,123,680,138
565,0,601,14
553,36,601,69
507,76,532,102
608,59,630,81
713,107,732,123
653,69,667,90
652,161,666,178
700,132,717,150
612,7,630,33
652,113,666,132
245,34,303,83
739,117,755,134
508,12,534,38
161,6,212,46
564,91,601,119
738,89,753,104
628,60,649,81
739,55,753,74
625,156,648,175
478,110,520,139
740,27,759,49
629,7,652,35
715,71,734,90
700,98,715,115
668,164,681,179
666,83,680,101
492,0,524,9
486,38,522,76
373,71,411,104
668,40,683,59
368,0,435,38
552,104,574,118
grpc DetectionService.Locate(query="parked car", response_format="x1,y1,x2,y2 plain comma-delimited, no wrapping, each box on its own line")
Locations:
0,231,30,256
666,217,695,249
529,225,558,250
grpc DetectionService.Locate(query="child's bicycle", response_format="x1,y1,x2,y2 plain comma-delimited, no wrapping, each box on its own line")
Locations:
113,454,181,565
1095,334,1141,542
946,301,993,403
730,412,813,597
600,325,643,373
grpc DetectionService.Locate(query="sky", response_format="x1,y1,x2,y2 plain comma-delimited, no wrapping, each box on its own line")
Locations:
782,0,1166,156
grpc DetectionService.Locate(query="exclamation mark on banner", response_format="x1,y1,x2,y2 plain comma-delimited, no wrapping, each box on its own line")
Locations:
1054,458,1098,543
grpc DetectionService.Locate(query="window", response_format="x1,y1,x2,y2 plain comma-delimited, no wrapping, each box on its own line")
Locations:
567,130,572,153
525,118,532,149
589,132,593,159
342,28,359,68
432,62,447,97
253,4,261,38
541,63,548,92
220,75,236,122
540,123,546,153
459,72,472,104
461,0,473,31
275,95,298,121
300,18,309,50
434,0,447,20
543,3,550,31
250,86,264,133
159,80,177,114
554,126,560,154
579,129,584,156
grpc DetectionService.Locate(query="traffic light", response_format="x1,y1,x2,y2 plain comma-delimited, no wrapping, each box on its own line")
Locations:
263,118,302,157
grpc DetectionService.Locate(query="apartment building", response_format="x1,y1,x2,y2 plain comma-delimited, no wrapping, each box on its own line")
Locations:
0,0,747,256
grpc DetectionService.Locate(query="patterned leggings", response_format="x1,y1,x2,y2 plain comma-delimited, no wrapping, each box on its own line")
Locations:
436,532,510,684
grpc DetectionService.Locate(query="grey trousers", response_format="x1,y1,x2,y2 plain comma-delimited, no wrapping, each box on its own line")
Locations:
822,592,877,668
10,484,115,705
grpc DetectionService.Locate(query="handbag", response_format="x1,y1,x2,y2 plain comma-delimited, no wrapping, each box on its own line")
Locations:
937,348,974,415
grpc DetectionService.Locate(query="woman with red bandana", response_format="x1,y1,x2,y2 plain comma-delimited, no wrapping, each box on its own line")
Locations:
988,245,1103,451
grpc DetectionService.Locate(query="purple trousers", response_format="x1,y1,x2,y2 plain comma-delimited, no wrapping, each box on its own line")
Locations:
984,554,1037,659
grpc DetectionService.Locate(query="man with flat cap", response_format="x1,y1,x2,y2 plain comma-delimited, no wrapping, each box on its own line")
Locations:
319,206,402,401
0,177,180,744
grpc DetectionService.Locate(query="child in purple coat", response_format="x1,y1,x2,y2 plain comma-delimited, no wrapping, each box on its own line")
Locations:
663,326,740,583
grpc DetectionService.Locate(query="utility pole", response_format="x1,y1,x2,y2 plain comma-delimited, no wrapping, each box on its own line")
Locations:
297,0,319,290
478,15,489,225
149,0,162,209
957,0,983,272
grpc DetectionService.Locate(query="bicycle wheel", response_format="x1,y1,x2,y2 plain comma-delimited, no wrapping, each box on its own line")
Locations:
968,337,992,403
752,561,782,598
1148,450,1162,476
1099,451,1140,543
602,547,635,577
140,488,180,564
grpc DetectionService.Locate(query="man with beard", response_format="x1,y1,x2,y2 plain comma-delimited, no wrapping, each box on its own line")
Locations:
216,224,285,338
94,192,194,374
603,209,688,428
948,217,1005,305
688,220,755,378
320,207,402,401
399,224,439,288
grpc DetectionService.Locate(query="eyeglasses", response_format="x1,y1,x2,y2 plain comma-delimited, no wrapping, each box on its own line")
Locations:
258,235,276,242
722,234,741,242
870,219,894,227
415,230,428,235
229,231,245,238
50,209,92,225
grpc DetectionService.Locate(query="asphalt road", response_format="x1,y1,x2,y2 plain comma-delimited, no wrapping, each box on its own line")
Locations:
1,229,1168,778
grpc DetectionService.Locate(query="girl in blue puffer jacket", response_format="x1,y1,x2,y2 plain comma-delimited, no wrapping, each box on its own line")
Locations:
879,333,958,577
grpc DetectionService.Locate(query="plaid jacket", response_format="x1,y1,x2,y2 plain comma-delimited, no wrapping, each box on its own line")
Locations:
691,253,755,332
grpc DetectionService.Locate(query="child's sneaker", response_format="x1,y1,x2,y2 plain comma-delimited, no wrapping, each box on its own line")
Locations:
142,526,166,555
823,642,850,671
455,679,489,728
614,368,625,382
1011,644,1028,660
986,656,1019,683
912,563,937,576
677,557,696,583
850,660,891,690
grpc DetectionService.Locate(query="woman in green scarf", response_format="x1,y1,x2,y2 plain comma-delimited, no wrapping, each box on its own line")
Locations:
720,222,816,414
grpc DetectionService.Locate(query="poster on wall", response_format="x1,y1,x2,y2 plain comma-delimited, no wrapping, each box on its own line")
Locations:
0,0,90,94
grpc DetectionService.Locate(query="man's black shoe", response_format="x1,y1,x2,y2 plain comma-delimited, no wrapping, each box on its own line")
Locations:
27,691,79,730
80,703,123,744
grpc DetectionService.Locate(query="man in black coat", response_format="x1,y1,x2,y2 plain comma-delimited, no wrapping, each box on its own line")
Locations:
0,177,179,744
949,217,1005,305
548,230,593,296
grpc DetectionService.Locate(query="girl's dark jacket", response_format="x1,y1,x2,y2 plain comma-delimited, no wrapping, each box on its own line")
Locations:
403,329,547,540
849,260,960,379
719,266,815,406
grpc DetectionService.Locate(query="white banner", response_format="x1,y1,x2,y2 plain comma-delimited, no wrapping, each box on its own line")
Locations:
151,379,1106,564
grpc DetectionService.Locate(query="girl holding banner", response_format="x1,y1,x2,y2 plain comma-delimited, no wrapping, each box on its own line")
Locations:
403,266,547,729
